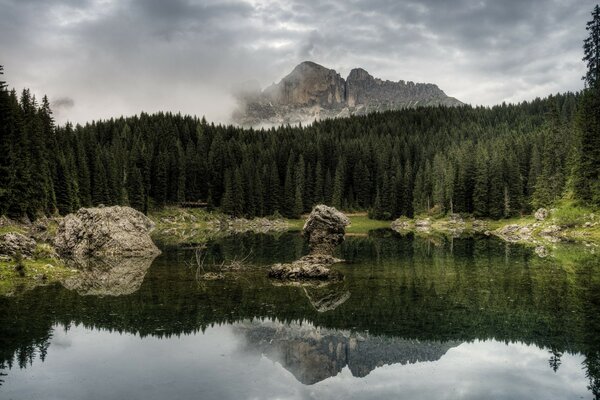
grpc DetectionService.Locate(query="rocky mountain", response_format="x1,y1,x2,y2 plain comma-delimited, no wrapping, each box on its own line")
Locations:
233,61,463,126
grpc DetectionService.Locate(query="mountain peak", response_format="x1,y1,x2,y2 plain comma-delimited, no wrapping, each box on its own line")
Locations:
234,61,463,126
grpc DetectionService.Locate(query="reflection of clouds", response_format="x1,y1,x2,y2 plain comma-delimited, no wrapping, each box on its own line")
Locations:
48,325,72,349
3,324,592,400
235,319,460,384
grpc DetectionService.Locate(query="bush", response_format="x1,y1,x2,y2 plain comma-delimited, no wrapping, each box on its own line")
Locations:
553,203,589,228
33,243,58,259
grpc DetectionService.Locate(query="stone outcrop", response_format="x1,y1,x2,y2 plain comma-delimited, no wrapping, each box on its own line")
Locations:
494,224,534,243
0,232,36,258
54,206,160,259
234,61,463,126
302,205,350,254
268,254,343,281
268,205,349,281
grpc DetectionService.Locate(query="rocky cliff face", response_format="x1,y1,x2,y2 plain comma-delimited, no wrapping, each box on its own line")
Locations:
233,61,463,126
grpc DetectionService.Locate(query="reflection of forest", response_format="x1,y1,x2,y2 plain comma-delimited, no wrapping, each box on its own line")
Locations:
0,232,599,392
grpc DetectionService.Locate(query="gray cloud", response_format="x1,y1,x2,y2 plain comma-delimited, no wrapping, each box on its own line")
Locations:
0,0,596,124
52,96,75,108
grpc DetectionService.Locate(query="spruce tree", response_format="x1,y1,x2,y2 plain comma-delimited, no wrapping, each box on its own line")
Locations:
575,5,600,205
332,158,345,209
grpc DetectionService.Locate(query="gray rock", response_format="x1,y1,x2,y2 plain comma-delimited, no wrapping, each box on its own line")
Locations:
302,205,350,255
268,254,343,281
234,61,463,127
495,224,525,242
535,246,549,258
534,208,549,221
54,206,160,259
0,232,36,258
391,218,413,231
269,205,349,281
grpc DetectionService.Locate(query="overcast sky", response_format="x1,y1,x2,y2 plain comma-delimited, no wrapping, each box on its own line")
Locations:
0,0,596,125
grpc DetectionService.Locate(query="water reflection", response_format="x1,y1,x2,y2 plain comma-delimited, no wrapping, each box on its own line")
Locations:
0,231,599,399
61,255,158,296
236,319,460,384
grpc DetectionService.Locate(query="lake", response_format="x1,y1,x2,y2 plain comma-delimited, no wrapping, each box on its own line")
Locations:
1,230,599,400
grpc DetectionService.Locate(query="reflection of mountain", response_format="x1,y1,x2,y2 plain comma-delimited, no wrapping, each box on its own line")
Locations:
303,284,351,313
236,320,460,384
61,255,157,296
1,233,600,392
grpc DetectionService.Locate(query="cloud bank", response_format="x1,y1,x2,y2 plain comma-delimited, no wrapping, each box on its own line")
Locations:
0,0,595,124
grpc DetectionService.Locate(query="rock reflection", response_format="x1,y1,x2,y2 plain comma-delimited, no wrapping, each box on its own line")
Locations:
235,319,460,385
270,280,351,313
61,255,157,296
303,284,351,313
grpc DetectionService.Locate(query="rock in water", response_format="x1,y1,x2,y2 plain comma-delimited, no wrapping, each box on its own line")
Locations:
269,205,349,281
54,206,160,258
0,232,36,258
303,205,350,254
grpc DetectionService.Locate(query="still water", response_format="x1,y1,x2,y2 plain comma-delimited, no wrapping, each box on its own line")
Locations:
1,230,599,399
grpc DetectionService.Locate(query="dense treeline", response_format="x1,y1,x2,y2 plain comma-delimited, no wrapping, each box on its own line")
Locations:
0,81,581,220
0,6,598,221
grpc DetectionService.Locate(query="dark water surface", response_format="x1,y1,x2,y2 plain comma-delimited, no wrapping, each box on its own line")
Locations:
1,230,599,399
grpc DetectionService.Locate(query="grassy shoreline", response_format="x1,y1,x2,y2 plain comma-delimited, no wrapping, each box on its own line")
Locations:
1,201,597,296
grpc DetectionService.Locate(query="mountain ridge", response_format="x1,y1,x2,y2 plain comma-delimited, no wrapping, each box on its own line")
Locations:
233,61,463,126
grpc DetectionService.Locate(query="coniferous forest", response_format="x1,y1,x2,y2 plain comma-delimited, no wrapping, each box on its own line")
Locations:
0,7,599,221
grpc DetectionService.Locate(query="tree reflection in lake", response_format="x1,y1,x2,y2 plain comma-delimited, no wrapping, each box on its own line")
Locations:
0,231,599,399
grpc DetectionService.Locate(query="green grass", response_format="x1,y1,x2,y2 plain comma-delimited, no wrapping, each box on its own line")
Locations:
286,213,390,234
552,200,592,227
0,225,26,235
0,257,76,297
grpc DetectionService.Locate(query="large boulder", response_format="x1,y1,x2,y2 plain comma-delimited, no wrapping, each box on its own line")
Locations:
0,232,36,258
269,205,349,281
54,206,160,258
302,205,350,254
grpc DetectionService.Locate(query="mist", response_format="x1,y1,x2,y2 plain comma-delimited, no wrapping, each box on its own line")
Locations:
0,0,594,125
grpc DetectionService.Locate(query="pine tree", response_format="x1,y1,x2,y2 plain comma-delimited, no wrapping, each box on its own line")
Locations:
473,148,489,217
583,5,600,88
127,166,145,211
220,170,234,215
314,161,324,204
575,5,600,205
332,158,345,209
232,168,244,217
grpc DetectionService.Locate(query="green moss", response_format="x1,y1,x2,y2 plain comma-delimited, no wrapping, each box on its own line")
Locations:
0,257,76,297
0,225,26,235
287,213,390,234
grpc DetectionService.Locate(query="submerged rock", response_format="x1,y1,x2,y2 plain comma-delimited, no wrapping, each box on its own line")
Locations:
269,254,343,281
0,232,36,258
269,205,349,281
54,206,160,258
